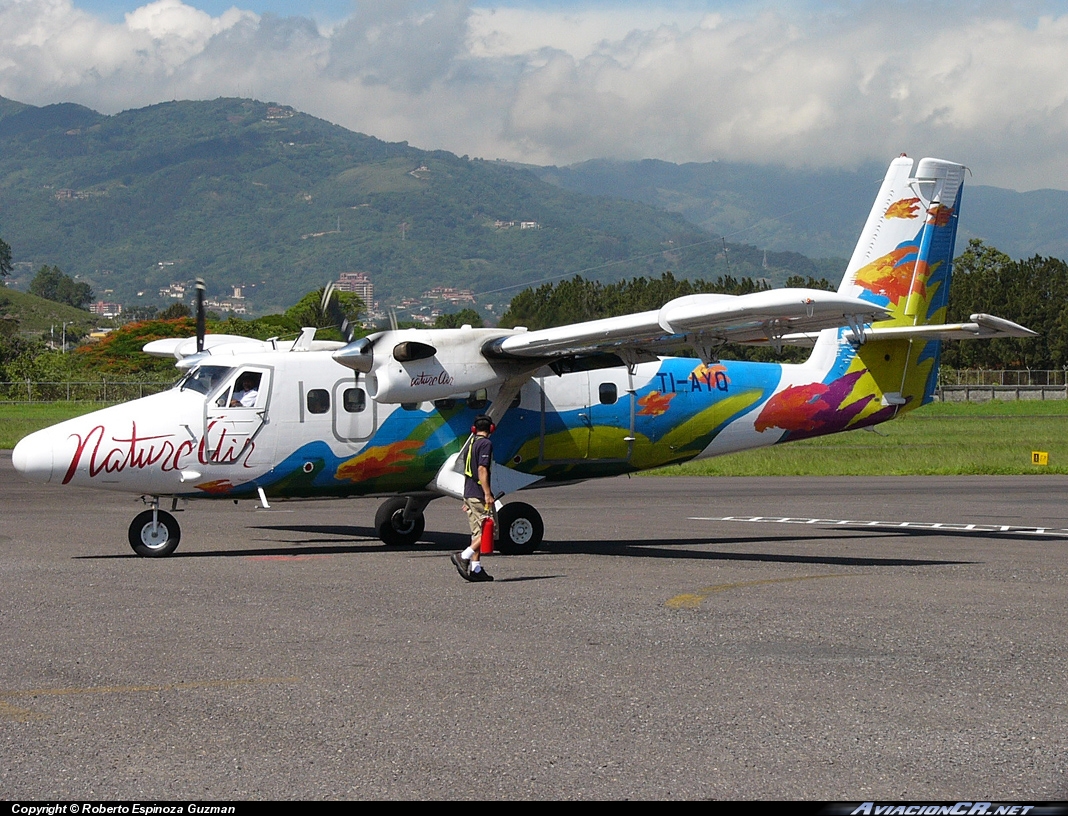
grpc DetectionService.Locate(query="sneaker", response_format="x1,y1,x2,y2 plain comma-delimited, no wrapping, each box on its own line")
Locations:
451,551,471,579
469,565,494,582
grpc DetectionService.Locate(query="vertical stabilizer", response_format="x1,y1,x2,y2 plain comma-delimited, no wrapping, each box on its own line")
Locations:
791,157,966,437
839,156,964,329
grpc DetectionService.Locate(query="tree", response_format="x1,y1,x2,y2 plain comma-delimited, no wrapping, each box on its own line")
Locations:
0,237,11,279
28,265,94,309
159,302,191,320
285,287,365,341
944,239,1063,369
434,308,484,329
784,275,835,291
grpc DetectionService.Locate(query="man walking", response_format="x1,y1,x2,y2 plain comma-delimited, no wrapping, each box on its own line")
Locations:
451,414,495,582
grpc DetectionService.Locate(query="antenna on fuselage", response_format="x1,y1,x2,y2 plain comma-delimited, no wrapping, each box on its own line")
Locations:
195,278,206,354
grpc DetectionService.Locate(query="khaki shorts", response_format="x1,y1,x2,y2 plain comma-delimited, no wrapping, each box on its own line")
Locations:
463,497,496,538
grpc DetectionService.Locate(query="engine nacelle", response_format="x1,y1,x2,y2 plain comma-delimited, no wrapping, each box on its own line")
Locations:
338,328,516,404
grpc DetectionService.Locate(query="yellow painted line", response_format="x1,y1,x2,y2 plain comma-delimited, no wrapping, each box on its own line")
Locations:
0,676,301,720
666,573,856,609
0,700,46,721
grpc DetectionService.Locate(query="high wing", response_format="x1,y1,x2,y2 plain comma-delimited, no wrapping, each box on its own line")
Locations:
483,288,888,360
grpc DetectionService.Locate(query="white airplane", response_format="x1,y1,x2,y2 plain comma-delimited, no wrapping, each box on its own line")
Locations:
12,156,1035,557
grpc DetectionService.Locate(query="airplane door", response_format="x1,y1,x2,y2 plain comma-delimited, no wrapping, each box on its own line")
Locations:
538,368,634,463
538,373,589,463
204,366,273,465
585,368,635,462
331,377,377,443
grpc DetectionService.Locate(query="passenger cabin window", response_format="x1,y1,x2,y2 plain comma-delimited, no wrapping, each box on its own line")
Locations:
599,382,618,405
343,387,366,413
307,389,330,414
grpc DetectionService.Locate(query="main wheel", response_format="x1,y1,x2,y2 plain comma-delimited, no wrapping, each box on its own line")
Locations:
375,497,425,546
128,509,181,557
495,502,544,555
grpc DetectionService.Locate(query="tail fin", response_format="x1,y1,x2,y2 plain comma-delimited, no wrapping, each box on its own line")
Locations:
839,156,964,329
803,157,965,429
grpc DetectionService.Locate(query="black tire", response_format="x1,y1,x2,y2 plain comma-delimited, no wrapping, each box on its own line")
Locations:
375,497,425,546
496,502,543,555
128,509,181,557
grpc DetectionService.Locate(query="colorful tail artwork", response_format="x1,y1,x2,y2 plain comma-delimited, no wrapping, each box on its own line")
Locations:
759,156,964,442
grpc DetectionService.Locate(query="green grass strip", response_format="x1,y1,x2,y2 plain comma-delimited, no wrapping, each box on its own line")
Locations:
3,398,1067,475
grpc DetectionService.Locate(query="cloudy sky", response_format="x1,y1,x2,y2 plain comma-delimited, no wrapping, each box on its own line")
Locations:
3,0,1068,191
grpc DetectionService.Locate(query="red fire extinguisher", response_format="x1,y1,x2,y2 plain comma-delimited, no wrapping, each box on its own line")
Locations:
480,515,495,555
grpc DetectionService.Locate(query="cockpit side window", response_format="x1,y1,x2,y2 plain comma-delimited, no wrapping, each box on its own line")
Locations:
178,365,233,396
229,371,262,408
212,370,263,408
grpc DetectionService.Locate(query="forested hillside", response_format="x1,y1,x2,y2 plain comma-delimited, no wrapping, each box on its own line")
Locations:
0,97,828,315
533,158,1068,261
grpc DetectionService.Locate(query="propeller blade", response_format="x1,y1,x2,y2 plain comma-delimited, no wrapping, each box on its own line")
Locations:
195,278,206,354
321,281,356,342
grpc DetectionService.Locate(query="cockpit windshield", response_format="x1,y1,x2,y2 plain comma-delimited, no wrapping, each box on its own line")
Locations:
177,365,233,395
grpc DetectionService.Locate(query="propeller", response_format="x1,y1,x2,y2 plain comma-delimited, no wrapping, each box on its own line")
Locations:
195,278,206,354
321,282,357,343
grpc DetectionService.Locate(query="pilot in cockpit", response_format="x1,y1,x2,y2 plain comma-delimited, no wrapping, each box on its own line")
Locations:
229,372,261,407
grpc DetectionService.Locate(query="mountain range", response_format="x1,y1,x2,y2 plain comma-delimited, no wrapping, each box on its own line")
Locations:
2,95,1065,317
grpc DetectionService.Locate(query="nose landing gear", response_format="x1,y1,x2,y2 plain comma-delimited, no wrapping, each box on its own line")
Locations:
129,507,181,557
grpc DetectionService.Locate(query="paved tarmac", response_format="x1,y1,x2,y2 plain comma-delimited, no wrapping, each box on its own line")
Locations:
1,450,1066,800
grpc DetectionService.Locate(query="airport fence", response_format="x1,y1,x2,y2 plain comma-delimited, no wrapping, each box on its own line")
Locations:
3,370,1068,403
935,369,1068,401
0,380,173,403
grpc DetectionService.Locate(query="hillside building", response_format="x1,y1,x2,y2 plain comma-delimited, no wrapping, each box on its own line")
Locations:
335,272,374,307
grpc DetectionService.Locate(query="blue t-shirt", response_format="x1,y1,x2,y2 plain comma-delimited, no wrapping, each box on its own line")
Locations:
463,435,493,500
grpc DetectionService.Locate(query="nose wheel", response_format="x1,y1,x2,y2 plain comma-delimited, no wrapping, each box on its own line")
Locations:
129,509,181,557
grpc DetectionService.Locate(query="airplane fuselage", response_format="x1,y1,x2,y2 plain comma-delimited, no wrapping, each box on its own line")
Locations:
13,327,922,503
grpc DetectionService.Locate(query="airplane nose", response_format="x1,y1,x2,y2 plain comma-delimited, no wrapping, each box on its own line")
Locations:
12,431,54,484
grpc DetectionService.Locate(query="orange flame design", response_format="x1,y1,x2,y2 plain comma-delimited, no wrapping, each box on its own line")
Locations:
691,361,730,385
196,479,235,494
754,383,831,433
336,440,423,483
853,246,920,303
885,197,921,219
636,390,677,417
927,204,954,226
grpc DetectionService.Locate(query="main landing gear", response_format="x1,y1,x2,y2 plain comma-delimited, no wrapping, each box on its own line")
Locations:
373,496,545,554
495,502,543,555
374,496,427,546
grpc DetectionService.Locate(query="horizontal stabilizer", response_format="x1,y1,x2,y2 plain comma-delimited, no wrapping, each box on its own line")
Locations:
849,313,1038,343
777,313,1037,346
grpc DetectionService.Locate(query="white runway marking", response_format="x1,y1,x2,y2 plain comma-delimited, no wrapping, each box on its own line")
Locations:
690,515,1068,538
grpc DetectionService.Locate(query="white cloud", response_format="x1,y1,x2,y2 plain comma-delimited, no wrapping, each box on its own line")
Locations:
2,1,1068,190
